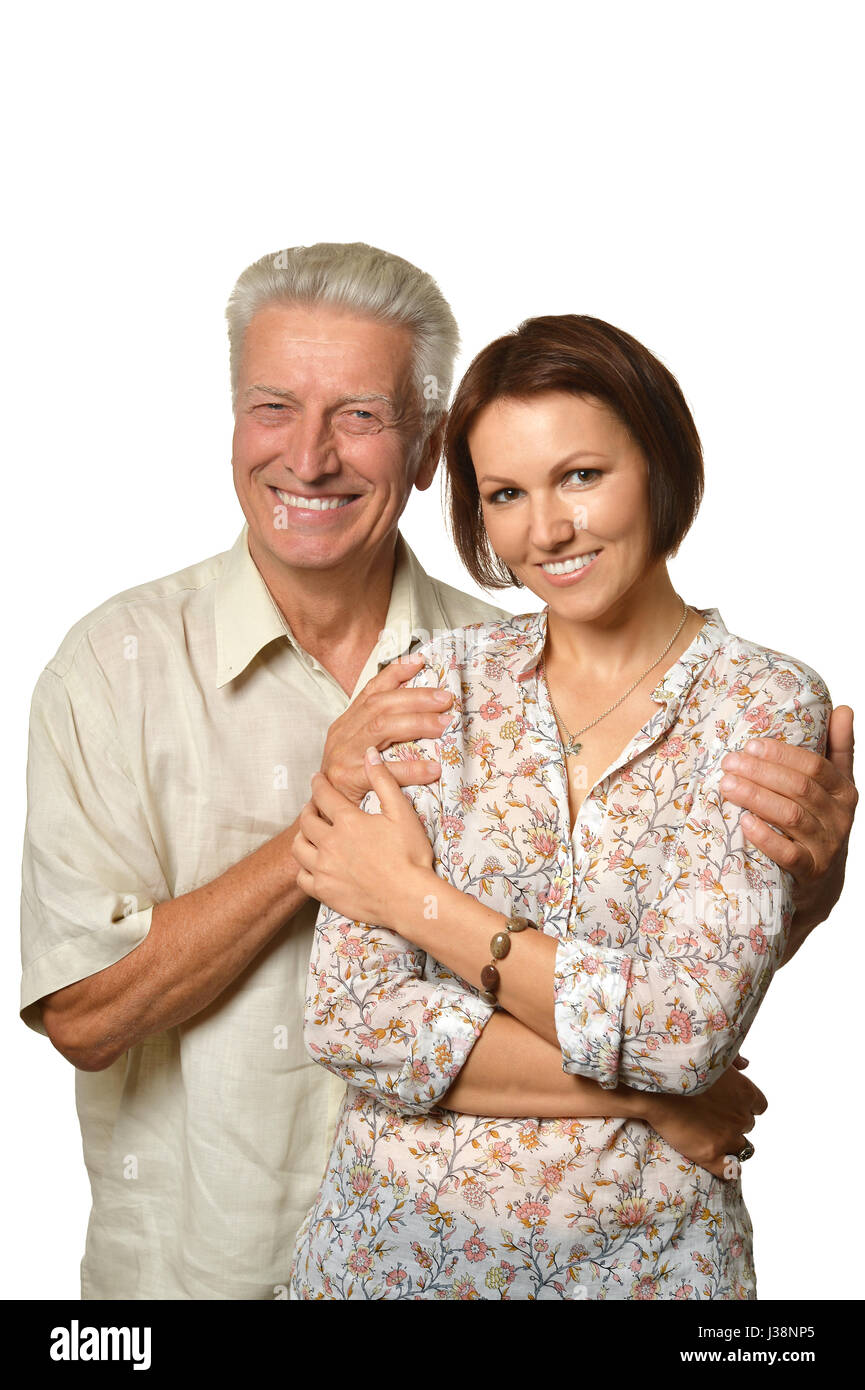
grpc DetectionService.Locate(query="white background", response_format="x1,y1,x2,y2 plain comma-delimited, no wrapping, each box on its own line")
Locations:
3,0,861,1300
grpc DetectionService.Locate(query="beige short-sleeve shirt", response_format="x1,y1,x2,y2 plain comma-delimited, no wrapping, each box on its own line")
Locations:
19,522,508,1299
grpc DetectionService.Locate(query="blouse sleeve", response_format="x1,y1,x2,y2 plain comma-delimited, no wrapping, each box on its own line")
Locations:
303,655,495,1115
553,673,832,1093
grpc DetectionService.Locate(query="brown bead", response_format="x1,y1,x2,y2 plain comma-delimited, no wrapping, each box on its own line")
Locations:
480,963,500,991
480,989,498,1006
490,931,511,960
508,914,531,933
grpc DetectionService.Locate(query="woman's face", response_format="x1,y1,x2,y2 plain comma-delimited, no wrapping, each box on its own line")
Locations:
469,391,658,620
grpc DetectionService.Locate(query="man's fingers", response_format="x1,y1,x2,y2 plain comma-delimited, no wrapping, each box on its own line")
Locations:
827,705,855,782
737,811,809,873
309,770,355,822
722,742,832,798
363,746,420,813
724,736,844,796
387,757,442,787
366,653,428,691
719,771,819,845
366,706,456,748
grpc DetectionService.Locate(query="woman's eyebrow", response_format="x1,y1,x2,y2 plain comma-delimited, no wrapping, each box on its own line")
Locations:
480,450,610,485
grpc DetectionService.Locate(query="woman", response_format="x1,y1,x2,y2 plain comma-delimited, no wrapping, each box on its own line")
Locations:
288,315,831,1300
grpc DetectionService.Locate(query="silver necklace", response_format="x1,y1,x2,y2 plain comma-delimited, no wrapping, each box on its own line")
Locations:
540,597,690,757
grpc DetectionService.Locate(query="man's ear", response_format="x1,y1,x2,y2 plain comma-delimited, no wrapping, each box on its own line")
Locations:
414,412,448,492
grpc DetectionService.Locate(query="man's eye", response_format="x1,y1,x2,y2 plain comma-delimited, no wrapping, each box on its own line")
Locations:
340,409,381,434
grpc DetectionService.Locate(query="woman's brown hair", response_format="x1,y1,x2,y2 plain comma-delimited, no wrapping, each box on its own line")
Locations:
443,314,704,589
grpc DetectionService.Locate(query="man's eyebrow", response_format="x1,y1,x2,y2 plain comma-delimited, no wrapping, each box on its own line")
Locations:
331,392,398,410
245,384,301,401
245,384,398,410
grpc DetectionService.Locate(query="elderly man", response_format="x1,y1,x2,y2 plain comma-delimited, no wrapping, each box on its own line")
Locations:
20,242,856,1300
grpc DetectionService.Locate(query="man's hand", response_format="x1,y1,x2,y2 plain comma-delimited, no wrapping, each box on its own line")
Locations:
720,705,857,964
319,653,453,804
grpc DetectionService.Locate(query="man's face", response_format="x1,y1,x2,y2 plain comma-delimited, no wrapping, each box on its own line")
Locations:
231,302,439,578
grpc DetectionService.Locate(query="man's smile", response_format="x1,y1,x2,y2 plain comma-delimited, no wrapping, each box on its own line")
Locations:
269,485,362,514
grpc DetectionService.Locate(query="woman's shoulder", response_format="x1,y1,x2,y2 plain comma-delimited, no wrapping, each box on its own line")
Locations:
705,614,832,754
392,610,546,689
712,618,831,706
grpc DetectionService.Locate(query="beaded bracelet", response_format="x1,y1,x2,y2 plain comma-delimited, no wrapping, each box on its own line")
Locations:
479,912,535,1005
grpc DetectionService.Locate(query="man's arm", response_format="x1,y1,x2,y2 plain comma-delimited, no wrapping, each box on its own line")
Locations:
41,818,309,1070
38,653,454,1071
720,705,857,965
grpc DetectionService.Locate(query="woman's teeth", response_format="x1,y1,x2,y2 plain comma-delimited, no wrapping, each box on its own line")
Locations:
541,550,600,575
274,489,355,511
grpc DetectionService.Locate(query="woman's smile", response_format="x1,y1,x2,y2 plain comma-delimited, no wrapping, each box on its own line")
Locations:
535,548,603,585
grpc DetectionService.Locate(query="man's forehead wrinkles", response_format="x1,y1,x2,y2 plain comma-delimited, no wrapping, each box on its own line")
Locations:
245,384,399,408
270,335,360,346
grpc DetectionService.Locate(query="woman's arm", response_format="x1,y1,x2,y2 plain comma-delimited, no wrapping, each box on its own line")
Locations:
442,1009,767,1181
303,862,766,1178
302,669,831,1101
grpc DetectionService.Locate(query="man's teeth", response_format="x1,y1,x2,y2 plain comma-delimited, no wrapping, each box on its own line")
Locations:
541,551,600,575
274,489,355,511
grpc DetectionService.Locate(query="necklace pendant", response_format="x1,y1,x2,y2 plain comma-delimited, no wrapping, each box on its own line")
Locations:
564,738,582,756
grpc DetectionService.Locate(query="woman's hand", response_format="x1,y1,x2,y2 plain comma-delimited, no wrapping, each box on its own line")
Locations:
640,1056,768,1181
293,747,436,927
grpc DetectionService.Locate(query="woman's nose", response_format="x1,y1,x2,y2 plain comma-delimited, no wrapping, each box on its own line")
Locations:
528,499,578,551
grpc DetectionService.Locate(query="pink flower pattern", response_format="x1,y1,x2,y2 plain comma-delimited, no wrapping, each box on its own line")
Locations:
290,608,830,1300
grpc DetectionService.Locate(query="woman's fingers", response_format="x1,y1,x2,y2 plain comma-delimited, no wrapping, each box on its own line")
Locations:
296,866,314,896
292,825,315,869
362,746,415,814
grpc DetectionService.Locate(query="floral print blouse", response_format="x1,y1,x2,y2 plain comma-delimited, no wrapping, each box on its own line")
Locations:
289,607,831,1300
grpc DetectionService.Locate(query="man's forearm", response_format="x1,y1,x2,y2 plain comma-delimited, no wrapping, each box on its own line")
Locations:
40,816,310,1070
440,1009,647,1120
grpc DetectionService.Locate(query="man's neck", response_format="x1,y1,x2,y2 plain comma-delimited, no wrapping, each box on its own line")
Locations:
247,529,399,691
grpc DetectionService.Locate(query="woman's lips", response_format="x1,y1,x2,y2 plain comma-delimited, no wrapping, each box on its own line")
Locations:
536,550,602,585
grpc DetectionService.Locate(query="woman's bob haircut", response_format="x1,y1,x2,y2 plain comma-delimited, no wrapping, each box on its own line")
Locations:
444,314,704,590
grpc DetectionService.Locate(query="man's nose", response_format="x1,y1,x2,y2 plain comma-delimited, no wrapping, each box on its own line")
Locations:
282,412,340,479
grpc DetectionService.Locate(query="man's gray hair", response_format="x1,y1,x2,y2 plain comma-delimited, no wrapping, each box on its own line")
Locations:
225,242,460,428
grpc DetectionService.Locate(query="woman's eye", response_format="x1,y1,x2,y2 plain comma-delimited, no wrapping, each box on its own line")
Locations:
488,487,522,504
566,468,600,485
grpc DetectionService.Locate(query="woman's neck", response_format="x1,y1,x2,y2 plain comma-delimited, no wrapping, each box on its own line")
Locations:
543,566,697,687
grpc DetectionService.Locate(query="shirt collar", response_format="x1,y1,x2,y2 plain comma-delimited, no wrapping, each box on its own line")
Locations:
214,521,443,688
489,604,729,719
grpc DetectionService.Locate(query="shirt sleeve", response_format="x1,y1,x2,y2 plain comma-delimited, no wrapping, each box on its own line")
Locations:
20,663,167,1037
552,673,833,1093
303,654,495,1115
